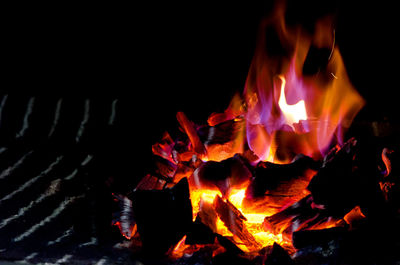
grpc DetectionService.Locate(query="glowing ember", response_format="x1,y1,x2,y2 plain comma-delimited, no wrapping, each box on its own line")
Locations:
190,187,287,251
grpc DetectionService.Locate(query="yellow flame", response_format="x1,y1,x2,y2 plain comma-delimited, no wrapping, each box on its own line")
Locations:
278,76,307,127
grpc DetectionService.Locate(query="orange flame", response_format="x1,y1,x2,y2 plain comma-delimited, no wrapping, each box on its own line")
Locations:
235,3,365,162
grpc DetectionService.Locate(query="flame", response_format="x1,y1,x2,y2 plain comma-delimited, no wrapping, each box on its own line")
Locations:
178,3,364,253
150,1,366,258
181,3,365,253
277,75,307,127
236,3,365,162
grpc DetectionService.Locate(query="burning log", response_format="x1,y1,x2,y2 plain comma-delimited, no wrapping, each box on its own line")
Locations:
193,154,252,197
152,155,176,179
246,154,319,197
130,177,192,255
307,138,361,215
214,234,244,255
263,194,344,242
188,198,247,254
307,137,385,217
198,118,246,162
196,199,218,233
198,118,244,146
151,131,200,186
213,195,262,251
263,138,384,245
171,161,196,185
263,195,313,235
343,206,366,230
151,131,175,163
185,198,247,255
205,93,245,127
176,112,207,156
243,154,319,213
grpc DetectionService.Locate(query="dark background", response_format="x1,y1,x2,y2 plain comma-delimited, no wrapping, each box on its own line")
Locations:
2,1,399,188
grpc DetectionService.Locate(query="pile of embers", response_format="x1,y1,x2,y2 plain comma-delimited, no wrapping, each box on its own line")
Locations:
113,113,400,265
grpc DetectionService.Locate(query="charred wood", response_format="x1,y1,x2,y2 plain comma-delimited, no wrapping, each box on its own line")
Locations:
176,112,207,156
214,234,244,255
339,220,400,265
193,154,252,197
197,119,244,146
292,238,341,265
213,195,262,251
243,154,319,213
152,155,177,179
307,138,373,216
111,194,136,240
134,174,167,191
212,251,253,265
263,195,344,241
263,195,314,235
292,227,346,249
185,218,216,245
307,136,393,222
130,177,193,255
263,242,295,265
151,132,175,163
185,199,218,245
196,199,218,233
172,162,195,185
343,206,367,230
245,154,318,197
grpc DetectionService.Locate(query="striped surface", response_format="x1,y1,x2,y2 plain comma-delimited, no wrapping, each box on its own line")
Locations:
0,94,134,265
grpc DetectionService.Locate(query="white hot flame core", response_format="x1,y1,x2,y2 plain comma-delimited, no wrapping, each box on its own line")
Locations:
278,76,307,126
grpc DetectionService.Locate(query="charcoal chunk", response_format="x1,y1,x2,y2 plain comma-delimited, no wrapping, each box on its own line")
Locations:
130,177,192,255
264,243,295,265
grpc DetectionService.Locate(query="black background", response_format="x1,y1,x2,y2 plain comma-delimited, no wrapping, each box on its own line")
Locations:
2,1,399,186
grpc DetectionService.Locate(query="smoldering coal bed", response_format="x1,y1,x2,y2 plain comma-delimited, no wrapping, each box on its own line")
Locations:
114,112,400,265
